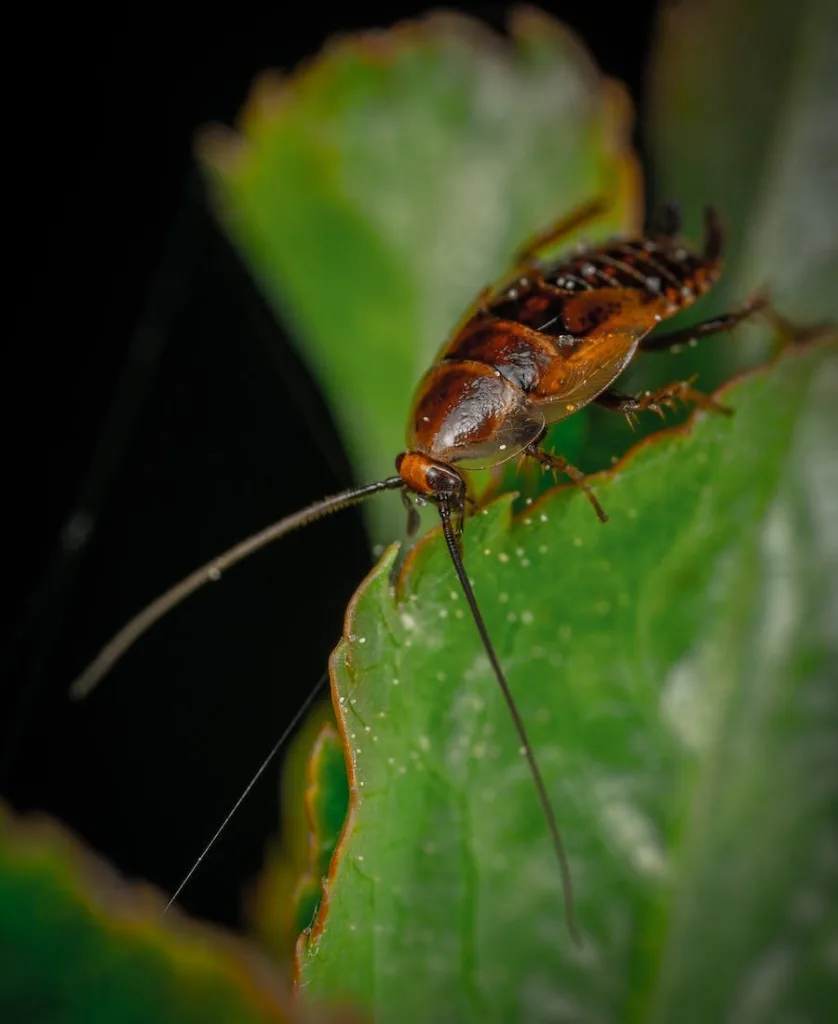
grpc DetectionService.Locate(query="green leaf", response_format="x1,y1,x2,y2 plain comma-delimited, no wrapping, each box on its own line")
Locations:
298,339,838,1023
0,800,295,1024
287,726,351,949
246,705,345,964
198,9,639,541
647,0,838,383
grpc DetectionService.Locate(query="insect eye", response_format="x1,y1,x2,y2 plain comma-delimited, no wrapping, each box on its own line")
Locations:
426,465,463,497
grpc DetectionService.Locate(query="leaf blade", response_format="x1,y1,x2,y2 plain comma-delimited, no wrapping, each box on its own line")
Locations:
298,340,838,1023
0,801,294,1024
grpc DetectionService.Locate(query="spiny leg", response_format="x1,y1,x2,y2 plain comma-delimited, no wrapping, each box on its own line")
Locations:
641,292,768,353
524,444,608,523
514,197,609,266
761,304,836,354
596,377,732,428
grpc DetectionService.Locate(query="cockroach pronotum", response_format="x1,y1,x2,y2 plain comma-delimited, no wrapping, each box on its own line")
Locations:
70,196,765,945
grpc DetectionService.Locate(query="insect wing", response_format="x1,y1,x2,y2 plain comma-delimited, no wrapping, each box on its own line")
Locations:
533,320,654,423
451,408,546,471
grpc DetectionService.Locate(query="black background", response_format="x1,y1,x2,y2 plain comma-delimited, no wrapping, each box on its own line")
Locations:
2,2,659,930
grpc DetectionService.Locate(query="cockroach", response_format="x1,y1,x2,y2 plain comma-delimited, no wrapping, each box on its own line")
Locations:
70,197,765,946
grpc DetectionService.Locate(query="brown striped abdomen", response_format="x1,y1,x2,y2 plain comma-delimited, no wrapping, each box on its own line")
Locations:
406,221,723,465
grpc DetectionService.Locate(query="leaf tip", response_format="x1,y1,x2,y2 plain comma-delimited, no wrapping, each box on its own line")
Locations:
194,122,251,180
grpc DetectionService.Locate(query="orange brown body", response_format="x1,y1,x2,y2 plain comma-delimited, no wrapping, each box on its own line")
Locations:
397,205,740,502
71,199,764,947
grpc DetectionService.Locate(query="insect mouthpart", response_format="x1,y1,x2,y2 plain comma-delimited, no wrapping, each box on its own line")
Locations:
396,451,465,501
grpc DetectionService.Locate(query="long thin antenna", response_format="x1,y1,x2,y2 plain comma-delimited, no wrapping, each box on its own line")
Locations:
163,670,330,914
438,502,582,948
70,478,403,699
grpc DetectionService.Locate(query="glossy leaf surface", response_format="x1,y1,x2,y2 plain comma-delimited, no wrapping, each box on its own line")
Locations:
299,340,837,1023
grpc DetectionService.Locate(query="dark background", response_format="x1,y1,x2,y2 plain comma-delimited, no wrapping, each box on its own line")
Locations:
2,2,659,930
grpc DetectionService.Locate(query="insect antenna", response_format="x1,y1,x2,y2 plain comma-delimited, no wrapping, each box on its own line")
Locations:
163,669,329,913
437,501,582,948
70,477,403,699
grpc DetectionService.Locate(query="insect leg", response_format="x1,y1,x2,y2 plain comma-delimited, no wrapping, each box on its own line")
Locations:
703,206,724,262
514,197,609,265
523,445,608,523
596,378,732,426
640,292,768,353
401,488,421,537
649,199,682,239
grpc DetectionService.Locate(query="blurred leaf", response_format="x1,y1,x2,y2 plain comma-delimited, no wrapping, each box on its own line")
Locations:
298,339,838,1023
248,718,348,963
246,703,340,962
0,800,295,1024
647,0,838,385
292,726,351,939
198,9,640,542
